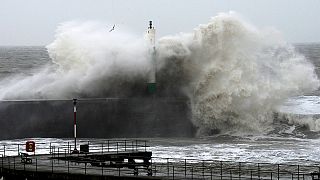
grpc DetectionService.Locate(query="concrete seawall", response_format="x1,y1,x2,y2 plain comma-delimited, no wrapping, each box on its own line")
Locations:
0,98,196,140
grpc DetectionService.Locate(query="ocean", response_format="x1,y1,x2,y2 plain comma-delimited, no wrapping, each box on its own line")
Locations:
1,14,320,167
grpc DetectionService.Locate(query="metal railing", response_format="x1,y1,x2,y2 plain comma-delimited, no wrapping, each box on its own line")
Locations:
0,139,148,157
1,139,320,179
151,157,320,179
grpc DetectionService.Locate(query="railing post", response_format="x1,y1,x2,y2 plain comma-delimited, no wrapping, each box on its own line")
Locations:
101,164,103,176
132,141,134,151
271,172,272,180
135,140,138,151
150,158,153,176
67,142,69,153
239,162,241,179
36,158,37,172
220,161,223,180
173,166,175,179
298,165,300,179
116,142,118,154
85,163,87,175
184,159,187,177
202,161,205,178
125,140,127,151
258,163,260,179
3,145,5,157
108,140,110,152
101,144,103,154
144,141,147,152
191,166,193,179
167,158,169,177
277,164,280,180
68,160,69,174
52,146,54,158
17,144,20,156
51,159,53,173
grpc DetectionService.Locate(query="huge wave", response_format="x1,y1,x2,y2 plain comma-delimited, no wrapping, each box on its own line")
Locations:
0,12,318,135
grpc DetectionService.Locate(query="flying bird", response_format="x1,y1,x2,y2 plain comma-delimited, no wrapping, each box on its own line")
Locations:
109,24,115,32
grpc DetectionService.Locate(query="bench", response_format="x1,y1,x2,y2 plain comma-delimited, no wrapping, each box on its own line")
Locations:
20,153,32,164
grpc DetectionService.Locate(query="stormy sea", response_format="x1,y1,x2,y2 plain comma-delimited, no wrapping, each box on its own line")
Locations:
1,13,320,166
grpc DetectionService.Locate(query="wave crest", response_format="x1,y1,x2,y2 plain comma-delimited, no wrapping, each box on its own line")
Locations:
0,12,318,135
157,12,319,134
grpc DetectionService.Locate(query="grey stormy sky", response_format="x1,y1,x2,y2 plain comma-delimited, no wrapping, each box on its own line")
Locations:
0,0,319,45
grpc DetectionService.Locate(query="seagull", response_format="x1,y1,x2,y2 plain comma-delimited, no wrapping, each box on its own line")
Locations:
109,24,115,32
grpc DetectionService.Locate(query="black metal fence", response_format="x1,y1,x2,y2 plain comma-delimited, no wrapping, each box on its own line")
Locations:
151,157,320,179
0,139,320,179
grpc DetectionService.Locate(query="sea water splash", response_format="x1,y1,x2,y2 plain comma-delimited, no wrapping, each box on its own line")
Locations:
0,12,318,135
157,12,319,135
0,21,150,99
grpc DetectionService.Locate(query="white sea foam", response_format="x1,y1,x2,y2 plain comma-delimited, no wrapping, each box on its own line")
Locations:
0,12,318,135
0,21,150,99
157,12,319,134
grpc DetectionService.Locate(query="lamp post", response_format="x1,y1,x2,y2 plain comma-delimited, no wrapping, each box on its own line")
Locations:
72,99,79,154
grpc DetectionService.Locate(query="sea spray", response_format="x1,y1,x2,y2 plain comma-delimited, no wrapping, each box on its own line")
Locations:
0,13,318,135
47,21,151,97
157,12,319,134
0,21,150,99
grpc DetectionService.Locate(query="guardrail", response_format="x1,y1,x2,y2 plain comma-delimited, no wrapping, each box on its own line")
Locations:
0,139,148,157
151,157,320,179
0,139,320,179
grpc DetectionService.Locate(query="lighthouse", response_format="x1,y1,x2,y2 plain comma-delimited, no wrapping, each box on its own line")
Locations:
146,21,157,94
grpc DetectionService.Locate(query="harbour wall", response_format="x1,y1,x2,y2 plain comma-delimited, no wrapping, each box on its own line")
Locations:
0,98,196,140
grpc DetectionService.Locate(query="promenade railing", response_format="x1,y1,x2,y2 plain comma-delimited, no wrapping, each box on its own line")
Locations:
0,139,319,179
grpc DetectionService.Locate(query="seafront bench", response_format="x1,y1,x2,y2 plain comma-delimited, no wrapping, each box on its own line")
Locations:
20,153,32,164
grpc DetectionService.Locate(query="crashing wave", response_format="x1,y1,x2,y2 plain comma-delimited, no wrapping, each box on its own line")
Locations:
157,12,319,134
0,12,318,135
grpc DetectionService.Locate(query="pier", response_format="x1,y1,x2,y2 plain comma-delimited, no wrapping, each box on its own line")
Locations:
0,139,158,180
1,139,320,179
